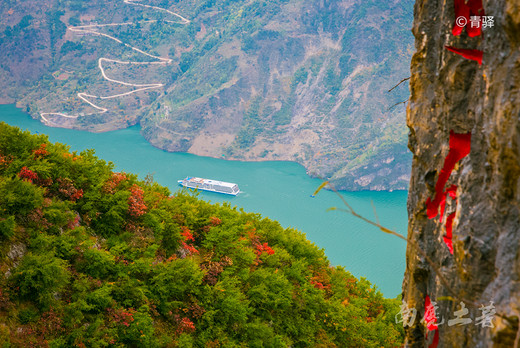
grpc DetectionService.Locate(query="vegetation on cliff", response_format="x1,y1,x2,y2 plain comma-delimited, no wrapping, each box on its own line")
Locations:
0,123,403,346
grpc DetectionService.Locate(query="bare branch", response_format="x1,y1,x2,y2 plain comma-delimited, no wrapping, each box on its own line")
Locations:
387,99,409,112
388,77,411,93
319,180,484,308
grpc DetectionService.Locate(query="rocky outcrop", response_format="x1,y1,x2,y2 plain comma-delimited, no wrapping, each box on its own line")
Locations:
403,0,520,346
5,242,26,277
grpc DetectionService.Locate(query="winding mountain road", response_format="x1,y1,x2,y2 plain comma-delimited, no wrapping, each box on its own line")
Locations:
40,0,190,124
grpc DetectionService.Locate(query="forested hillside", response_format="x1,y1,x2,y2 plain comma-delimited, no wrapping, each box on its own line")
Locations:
0,0,413,191
0,122,403,346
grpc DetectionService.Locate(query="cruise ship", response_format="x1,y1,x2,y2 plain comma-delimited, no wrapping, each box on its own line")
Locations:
177,177,240,196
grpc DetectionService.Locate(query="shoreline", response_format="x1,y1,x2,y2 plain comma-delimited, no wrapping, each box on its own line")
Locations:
1,102,410,193
0,102,408,296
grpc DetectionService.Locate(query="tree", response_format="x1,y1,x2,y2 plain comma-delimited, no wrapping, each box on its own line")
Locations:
151,258,203,315
12,252,70,310
0,177,44,216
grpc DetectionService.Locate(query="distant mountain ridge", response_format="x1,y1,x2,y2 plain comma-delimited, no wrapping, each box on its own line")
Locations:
0,0,414,191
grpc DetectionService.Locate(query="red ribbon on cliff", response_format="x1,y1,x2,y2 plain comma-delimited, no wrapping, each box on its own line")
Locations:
429,330,440,348
424,295,439,331
453,0,470,36
426,131,471,219
444,212,456,254
441,185,458,254
425,132,471,254
449,0,485,66
424,295,439,348
445,46,483,65
424,295,440,347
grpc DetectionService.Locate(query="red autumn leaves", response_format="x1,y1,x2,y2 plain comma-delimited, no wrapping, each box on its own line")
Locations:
255,242,275,256
104,172,128,194
128,184,147,217
18,166,38,183
446,0,485,64
15,144,48,182
104,173,149,218
32,143,48,159
181,226,199,255
108,307,136,328
310,275,331,290
0,153,13,169
57,177,84,201
177,316,196,334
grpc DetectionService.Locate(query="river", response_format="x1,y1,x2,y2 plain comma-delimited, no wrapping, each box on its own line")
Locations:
0,104,409,297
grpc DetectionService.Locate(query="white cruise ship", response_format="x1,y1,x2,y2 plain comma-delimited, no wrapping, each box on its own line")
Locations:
177,177,240,196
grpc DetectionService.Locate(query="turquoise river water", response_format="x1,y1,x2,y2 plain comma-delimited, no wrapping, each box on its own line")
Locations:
0,104,409,297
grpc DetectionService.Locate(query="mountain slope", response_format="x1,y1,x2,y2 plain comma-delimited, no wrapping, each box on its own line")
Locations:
0,122,404,346
0,0,414,190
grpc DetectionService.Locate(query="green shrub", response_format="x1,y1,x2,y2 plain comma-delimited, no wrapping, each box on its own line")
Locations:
161,222,182,257
151,258,203,314
118,305,158,347
0,177,44,216
78,247,116,279
85,284,114,313
12,252,70,309
0,216,15,240
18,307,39,324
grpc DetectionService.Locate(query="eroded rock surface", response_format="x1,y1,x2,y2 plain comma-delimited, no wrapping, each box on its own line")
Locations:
403,0,520,346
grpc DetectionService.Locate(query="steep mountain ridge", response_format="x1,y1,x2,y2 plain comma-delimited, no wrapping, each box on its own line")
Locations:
0,0,414,191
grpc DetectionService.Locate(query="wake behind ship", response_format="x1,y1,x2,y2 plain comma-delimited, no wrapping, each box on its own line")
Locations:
178,177,240,196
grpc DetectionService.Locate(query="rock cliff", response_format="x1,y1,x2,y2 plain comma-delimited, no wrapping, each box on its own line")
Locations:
403,0,519,346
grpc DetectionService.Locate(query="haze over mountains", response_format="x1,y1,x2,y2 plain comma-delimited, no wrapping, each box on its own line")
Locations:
0,0,414,191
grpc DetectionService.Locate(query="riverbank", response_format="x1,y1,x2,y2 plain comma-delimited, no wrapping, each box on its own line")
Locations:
0,103,408,296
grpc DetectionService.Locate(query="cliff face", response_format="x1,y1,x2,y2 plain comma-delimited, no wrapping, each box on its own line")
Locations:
404,0,520,346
